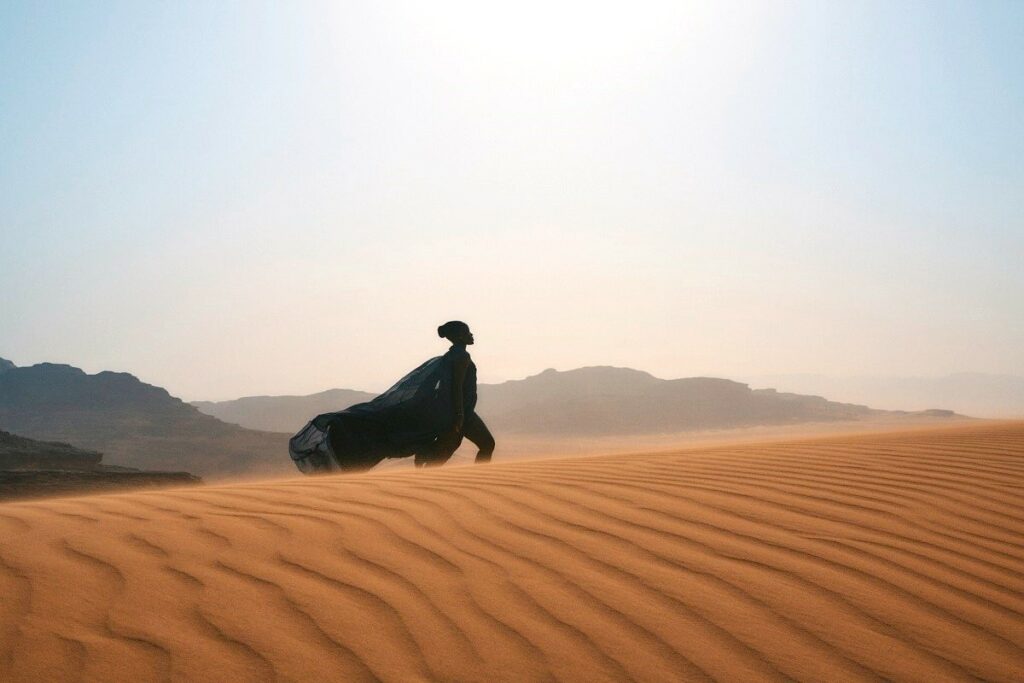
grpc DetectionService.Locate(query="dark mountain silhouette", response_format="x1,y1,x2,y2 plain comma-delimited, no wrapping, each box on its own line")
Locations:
0,428,200,500
193,365,959,435
0,360,289,478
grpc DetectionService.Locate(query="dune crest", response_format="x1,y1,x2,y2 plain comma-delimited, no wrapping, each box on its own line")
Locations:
2,422,1023,681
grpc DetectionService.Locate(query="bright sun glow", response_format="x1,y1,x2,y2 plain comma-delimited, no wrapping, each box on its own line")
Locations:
329,1,768,79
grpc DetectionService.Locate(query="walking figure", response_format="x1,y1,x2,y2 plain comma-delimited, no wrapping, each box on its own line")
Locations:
288,321,494,473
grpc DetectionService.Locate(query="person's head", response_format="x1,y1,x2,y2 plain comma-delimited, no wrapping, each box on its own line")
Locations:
438,320,474,345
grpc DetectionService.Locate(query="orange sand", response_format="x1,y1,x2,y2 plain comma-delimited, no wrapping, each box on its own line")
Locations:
1,421,1022,681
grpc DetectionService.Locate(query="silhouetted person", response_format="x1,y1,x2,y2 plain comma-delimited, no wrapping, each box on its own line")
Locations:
417,321,495,467
288,321,494,473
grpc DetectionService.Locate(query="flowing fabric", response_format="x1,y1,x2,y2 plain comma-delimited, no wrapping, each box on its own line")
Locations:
288,351,465,473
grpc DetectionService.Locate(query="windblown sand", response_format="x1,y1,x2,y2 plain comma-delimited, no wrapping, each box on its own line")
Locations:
1,422,1022,682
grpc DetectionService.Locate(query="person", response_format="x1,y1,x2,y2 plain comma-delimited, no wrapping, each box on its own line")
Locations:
418,320,495,467
287,321,494,473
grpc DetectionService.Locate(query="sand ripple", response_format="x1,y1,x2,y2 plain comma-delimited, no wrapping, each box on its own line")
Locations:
1,421,1022,681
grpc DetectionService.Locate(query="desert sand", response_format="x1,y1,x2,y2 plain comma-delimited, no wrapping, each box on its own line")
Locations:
1,421,1022,682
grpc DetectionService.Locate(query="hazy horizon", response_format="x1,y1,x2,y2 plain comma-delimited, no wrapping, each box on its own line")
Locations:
3,1,1022,401
7,351,1024,422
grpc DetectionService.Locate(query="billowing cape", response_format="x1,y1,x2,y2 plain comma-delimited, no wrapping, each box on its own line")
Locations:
288,354,459,473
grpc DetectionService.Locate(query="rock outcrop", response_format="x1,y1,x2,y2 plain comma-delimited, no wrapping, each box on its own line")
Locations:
0,429,200,500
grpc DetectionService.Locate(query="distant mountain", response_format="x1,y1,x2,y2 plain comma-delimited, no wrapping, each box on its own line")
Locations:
740,373,1024,419
193,388,376,434
481,367,890,435
0,361,290,478
193,365,955,435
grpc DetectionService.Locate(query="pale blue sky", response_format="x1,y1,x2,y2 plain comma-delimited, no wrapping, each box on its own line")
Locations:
2,1,1022,400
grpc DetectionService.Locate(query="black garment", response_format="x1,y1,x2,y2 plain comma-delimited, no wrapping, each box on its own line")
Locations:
288,345,474,473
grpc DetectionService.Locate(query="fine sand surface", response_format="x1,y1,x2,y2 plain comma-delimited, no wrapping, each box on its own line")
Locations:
1,422,1022,682
469,415,981,467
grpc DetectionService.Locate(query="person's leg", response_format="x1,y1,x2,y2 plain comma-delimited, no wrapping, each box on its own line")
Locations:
462,412,495,463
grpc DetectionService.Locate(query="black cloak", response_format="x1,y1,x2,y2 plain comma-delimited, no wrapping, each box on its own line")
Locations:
288,351,464,473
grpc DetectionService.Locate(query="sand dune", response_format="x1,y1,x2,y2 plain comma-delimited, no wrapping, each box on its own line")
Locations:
1,422,1023,682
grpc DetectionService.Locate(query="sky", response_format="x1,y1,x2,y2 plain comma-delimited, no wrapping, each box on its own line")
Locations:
2,1,1022,401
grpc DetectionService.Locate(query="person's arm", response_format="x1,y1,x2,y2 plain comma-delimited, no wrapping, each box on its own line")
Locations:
449,354,470,434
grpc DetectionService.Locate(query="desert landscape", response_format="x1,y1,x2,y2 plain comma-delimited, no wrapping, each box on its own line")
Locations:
4,2,1022,681
2,420,1021,682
